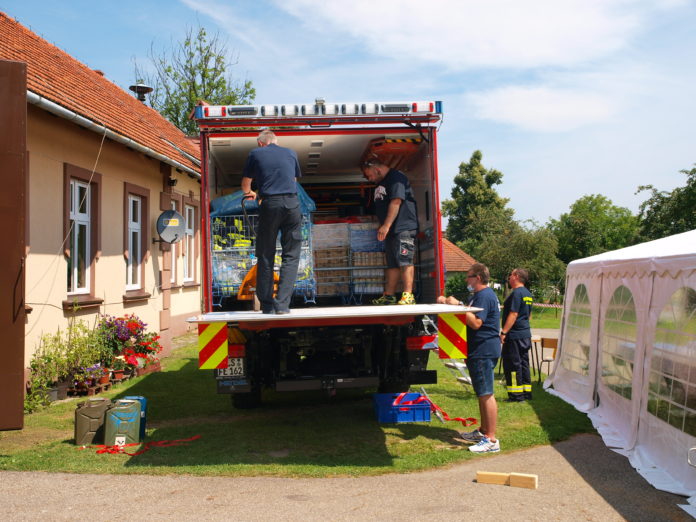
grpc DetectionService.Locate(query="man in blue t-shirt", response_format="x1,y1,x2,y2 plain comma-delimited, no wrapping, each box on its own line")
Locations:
440,262,501,453
241,129,302,315
501,268,534,402
361,158,418,306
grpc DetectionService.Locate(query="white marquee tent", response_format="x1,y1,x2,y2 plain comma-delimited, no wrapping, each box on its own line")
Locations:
546,229,696,507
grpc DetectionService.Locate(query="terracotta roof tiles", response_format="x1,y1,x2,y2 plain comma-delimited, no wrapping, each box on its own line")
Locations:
0,12,200,175
443,238,477,273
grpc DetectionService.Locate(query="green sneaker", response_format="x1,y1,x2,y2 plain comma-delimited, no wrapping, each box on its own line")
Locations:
398,292,416,305
372,294,397,305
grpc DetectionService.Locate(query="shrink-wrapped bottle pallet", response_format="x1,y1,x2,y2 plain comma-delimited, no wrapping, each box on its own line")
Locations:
352,251,386,295
314,247,350,296
210,214,315,306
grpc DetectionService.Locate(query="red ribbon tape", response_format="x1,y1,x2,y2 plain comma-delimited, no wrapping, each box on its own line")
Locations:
81,434,202,456
392,393,477,427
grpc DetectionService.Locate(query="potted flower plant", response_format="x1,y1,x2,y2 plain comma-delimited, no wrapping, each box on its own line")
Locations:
110,356,127,381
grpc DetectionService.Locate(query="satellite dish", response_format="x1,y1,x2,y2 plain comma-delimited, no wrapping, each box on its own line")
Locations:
155,210,185,244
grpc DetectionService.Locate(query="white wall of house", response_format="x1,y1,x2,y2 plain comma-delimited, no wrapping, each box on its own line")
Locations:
24,106,200,367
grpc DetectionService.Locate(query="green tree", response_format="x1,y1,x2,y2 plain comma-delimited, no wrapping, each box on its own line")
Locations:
135,24,255,135
548,195,640,264
442,150,516,258
444,273,470,304
476,221,566,298
637,165,696,240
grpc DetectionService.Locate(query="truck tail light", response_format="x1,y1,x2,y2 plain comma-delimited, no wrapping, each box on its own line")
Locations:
406,335,438,350
229,344,245,357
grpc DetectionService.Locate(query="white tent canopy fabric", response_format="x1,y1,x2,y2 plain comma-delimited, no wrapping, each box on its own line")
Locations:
546,229,696,503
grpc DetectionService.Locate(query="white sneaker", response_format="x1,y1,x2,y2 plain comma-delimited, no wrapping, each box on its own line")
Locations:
469,436,500,453
459,429,484,442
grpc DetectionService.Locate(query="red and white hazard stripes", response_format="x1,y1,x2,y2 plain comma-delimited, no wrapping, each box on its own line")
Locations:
198,323,228,369
437,313,468,359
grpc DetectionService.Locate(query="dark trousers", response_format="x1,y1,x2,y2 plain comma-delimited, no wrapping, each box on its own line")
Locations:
502,337,532,401
255,194,302,313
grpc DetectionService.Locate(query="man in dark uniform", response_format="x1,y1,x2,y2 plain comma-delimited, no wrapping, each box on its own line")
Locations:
501,268,534,402
241,129,302,315
360,158,418,305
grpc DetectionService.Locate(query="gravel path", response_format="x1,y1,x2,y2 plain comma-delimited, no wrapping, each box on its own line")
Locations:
0,434,688,521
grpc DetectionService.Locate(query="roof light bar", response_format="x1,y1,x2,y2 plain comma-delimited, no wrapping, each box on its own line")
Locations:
412,101,435,112
281,104,299,116
194,100,443,119
261,105,277,116
382,103,410,113
226,106,257,116
342,103,359,115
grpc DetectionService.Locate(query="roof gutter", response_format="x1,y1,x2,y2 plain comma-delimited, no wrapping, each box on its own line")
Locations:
26,90,200,179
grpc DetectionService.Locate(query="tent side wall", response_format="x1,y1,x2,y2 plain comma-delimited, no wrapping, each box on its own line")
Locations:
546,230,696,499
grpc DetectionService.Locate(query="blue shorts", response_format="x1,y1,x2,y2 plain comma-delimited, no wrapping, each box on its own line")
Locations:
467,357,498,397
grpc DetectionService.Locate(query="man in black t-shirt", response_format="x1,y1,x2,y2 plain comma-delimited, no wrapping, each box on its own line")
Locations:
361,159,418,305
501,268,534,402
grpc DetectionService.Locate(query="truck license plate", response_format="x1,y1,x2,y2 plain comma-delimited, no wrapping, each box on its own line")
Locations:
215,357,245,377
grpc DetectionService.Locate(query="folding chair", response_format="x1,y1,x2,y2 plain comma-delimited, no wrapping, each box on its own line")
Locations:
538,337,558,382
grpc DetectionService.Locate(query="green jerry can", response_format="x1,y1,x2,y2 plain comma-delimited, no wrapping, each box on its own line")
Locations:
74,397,112,445
104,399,141,447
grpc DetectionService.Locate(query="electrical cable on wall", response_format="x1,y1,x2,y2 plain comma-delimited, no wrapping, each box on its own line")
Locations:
25,128,107,338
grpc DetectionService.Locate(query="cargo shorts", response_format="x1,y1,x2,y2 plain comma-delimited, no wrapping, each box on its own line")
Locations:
385,230,416,268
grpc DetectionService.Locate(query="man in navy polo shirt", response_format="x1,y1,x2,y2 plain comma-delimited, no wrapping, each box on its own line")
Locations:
439,262,501,453
241,129,302,315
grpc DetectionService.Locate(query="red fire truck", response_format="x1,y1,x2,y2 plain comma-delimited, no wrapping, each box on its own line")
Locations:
190,99,468,408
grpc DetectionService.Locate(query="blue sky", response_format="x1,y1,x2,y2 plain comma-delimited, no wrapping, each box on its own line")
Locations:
3,0,695,224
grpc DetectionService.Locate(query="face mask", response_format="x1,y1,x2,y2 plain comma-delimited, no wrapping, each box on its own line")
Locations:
467,285,474,292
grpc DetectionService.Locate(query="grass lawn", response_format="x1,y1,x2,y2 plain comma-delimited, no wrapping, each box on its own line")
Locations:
0,336,592,477
530,305,562,330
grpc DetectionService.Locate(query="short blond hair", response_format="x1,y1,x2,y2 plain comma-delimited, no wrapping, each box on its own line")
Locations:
257,129,277,145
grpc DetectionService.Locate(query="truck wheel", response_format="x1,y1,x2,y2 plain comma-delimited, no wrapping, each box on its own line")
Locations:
231,387,261,409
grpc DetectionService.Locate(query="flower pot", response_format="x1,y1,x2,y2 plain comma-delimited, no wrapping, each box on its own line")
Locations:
47,387,58,402
98,374,110,385
112,369,125,381
56,379,70,400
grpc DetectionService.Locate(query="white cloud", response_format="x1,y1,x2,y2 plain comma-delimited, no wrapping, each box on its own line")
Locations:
466,85,617,132
273,0,665,69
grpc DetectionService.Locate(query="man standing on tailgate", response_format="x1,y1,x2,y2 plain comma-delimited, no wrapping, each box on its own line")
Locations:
360,158,418,305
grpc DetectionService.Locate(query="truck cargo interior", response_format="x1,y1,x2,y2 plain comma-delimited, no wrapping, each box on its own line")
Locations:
206,127,440,311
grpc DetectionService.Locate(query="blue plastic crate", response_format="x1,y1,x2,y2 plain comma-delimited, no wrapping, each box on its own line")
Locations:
373,393,431,423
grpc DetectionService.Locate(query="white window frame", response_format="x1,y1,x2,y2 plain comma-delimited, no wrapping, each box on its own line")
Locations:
170,199,178,284
126,194,142,290
183,204,195,282
68,179,90,295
